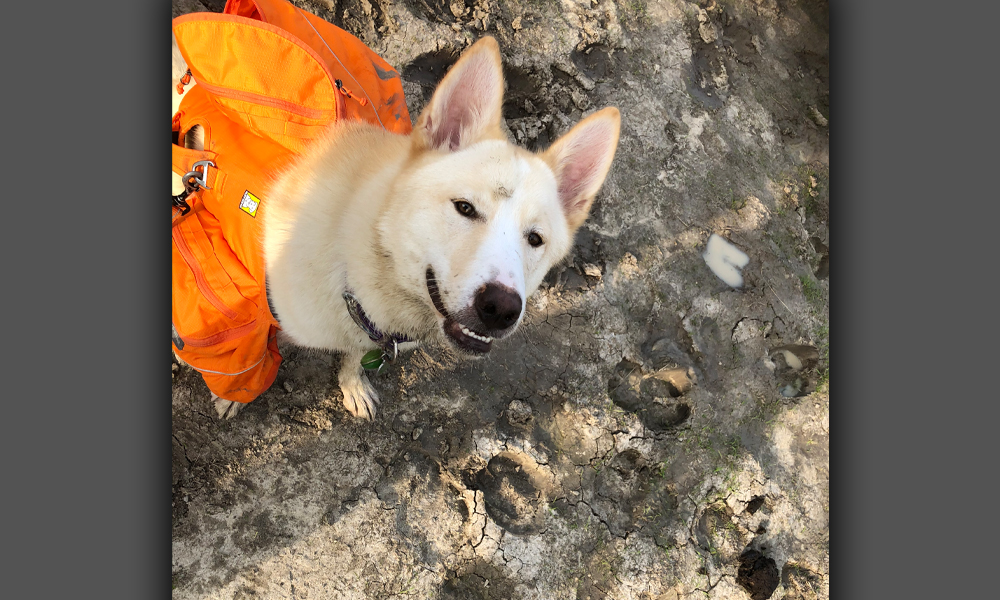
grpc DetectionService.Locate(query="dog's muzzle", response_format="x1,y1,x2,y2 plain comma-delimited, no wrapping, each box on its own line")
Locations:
426,268,522,355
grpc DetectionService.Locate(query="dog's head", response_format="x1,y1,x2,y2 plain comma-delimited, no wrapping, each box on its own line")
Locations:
379,37,620,356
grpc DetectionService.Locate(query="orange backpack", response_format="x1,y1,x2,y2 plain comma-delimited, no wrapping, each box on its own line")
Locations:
171,0,412,403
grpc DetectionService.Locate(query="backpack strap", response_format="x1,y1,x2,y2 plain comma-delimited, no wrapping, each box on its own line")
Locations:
172,109,217,178
171,143,216,181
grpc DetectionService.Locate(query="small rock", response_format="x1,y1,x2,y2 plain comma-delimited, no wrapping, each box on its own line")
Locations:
412,427,423,440
570,89,591,110
809,106,828,127
649,367,696,396
703,234,750,288
512,16,522,30
699,22,718,44
697,9,718,43
780,383,801,398
506,399,533,425
582,263,602,278
770,345,819,372
283,380,295,393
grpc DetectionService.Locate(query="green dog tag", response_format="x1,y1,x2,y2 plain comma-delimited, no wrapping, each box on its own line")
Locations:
361,349,384,371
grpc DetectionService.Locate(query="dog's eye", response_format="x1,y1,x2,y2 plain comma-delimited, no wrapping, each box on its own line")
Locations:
453,200,477,218
527,232,544,247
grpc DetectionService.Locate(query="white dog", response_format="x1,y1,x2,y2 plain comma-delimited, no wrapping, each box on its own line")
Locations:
174,35,620,420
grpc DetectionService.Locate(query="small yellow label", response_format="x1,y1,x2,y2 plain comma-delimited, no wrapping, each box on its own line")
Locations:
239,191,260,217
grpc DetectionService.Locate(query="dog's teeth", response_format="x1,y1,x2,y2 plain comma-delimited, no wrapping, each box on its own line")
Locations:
458,325,492,344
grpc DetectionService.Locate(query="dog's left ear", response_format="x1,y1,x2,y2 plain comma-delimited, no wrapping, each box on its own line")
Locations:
542,107,621,231
412,37,505,152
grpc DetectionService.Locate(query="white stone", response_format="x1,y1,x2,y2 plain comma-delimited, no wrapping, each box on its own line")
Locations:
703,233,749,288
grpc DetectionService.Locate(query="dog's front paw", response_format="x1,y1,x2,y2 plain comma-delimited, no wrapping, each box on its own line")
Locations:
338,356,380,420
211,392,246,420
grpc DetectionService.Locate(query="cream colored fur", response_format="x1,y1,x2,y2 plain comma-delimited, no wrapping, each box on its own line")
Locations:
173,35,620,420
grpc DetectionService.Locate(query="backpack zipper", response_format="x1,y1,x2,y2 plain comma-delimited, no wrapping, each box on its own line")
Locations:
172,217,241,322
335,79,368,107
176,69,192,95
178,320,260,348
194,78,338,121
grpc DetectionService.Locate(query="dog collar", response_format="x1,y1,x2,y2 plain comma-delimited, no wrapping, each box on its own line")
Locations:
342,289,413,353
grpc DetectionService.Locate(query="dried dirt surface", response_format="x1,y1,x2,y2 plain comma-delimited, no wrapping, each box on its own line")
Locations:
172,1,829,598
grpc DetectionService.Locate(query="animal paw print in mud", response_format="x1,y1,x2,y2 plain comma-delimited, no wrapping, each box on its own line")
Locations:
470,452,546,534
769,344,820,398
608,359,695,431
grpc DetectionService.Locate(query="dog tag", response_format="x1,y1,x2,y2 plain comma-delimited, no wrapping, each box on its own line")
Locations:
361,349,384,371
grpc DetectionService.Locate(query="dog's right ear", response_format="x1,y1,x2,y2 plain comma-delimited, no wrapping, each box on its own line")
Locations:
412,37,506,152
541,107,621,232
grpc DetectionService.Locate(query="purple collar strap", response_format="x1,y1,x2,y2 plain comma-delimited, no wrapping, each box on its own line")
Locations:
342,290,413,353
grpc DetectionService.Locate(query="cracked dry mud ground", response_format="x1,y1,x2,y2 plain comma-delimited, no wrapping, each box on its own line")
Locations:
172,1,829,598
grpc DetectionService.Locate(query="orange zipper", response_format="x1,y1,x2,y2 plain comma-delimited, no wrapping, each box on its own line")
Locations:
176,69,193,95
195,78,336,121
335,79,368,106
172,218,241,322
180,320,259,348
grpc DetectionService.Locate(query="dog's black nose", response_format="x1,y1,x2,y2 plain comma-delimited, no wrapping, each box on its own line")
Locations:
475,283,522,331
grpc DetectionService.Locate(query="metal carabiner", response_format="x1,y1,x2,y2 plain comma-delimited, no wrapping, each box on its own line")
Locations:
182,159,216,193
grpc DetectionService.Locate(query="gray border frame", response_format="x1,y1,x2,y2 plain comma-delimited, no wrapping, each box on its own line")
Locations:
4,0,998,595
5,1,168,596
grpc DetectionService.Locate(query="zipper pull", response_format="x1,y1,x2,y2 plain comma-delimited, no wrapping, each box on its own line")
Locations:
335,79,368,107
176,69,192,95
